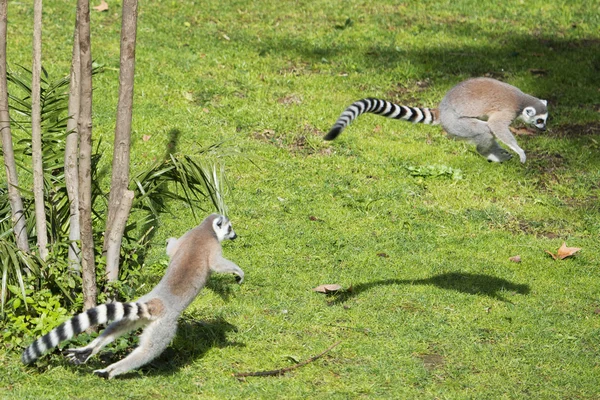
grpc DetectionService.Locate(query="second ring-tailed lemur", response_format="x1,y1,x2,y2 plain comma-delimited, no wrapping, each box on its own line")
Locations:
325,77,548,163
22,214,244,379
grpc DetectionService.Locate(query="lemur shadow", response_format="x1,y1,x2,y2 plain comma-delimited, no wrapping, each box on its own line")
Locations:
206,274,242,302
58,316,241,379
329,272,530,305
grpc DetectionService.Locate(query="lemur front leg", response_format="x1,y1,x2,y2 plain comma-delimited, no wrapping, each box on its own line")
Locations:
487,113,526,163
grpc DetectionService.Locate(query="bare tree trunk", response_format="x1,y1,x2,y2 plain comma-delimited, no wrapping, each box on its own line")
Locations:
105,189,133,282
31,0,48,261
77,0,96,311
104,0,138,281
0,0,30,253
65,14,81,272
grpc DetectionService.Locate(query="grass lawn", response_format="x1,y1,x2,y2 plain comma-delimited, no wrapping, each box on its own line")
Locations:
1,0,599,398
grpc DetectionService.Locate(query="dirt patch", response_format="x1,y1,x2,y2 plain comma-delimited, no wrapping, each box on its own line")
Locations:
277,93,303,106
547,121,600,138
252,124,331,155
511,218,560,239
416,353,445,371
385,80,432,105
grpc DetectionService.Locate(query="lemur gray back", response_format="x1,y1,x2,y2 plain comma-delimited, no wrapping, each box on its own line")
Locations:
439,77,547,117
145,213,221,312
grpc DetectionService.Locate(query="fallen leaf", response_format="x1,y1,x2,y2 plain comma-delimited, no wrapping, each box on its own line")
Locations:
509,255,521,263
312,284,343,294
545,242,581,260
142,135,151,142
93,0,109,12
556,242,581,259
510,126,536,136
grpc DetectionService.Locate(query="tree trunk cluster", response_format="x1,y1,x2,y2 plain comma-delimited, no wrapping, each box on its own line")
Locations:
0,0,139,309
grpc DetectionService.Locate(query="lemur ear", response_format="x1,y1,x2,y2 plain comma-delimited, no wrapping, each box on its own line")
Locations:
524,107,536,117
540,99,547,106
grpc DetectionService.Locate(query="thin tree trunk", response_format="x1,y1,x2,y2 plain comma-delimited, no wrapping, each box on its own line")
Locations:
105,189,133,282
104,0,138,281
31,0,48,261
77,0,96,311
0,0,30,253
65,14,81,272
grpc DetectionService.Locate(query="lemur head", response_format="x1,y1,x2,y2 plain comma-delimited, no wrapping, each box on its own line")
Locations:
521,99,548,131
213,214,237,242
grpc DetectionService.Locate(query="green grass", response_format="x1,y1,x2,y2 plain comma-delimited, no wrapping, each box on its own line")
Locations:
2,0,600,398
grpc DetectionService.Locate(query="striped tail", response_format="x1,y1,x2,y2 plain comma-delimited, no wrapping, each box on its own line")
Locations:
21,301,149,364
324,98,439,140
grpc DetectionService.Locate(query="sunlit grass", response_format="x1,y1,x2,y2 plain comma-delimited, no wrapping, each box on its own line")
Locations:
1,0,599,398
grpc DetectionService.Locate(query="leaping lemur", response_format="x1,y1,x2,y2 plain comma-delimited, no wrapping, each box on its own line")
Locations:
325,77,548,163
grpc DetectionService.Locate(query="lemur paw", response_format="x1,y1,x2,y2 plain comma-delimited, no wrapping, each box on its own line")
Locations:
93,369,111,379
64,348,93,365
486,150,512,163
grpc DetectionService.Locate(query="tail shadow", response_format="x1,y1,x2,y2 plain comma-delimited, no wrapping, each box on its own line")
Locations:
330,272,530,304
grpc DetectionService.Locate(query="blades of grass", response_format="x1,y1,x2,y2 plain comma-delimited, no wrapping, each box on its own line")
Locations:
1,246,8,314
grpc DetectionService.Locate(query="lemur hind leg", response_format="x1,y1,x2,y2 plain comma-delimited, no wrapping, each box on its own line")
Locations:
443,116,512,162
93,317,178,379
65,318,148,365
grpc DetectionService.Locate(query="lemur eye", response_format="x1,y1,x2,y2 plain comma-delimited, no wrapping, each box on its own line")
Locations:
536,119,544,124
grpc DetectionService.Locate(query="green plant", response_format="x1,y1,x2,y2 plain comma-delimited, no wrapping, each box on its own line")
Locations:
0,67,231,321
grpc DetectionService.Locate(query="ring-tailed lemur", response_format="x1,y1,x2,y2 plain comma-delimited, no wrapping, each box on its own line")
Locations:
22,214,244,379
325,77,548,163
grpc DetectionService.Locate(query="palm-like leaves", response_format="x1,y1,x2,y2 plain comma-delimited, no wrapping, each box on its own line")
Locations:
1,67,230,314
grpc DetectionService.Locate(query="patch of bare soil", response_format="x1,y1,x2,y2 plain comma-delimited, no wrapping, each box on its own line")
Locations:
548,121,600,138
252,124,331,155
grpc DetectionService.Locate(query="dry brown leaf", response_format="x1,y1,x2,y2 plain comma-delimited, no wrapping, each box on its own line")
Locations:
93,0,109,12
142,135,151,142
510,126,536,136
509,255,521,263
312,284,343,294
556,242,581,259
545,242,581,260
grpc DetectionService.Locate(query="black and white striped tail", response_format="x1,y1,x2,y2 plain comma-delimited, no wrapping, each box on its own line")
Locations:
21,302,147,364
324,98,438,140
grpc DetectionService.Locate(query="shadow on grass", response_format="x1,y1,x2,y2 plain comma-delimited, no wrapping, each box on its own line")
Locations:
328,272,530,305
252,29,600,102
164,128,181,160
145,316,243,377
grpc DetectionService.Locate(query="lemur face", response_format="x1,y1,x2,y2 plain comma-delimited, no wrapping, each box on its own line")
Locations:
522,106,548,131
213,215,237,242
